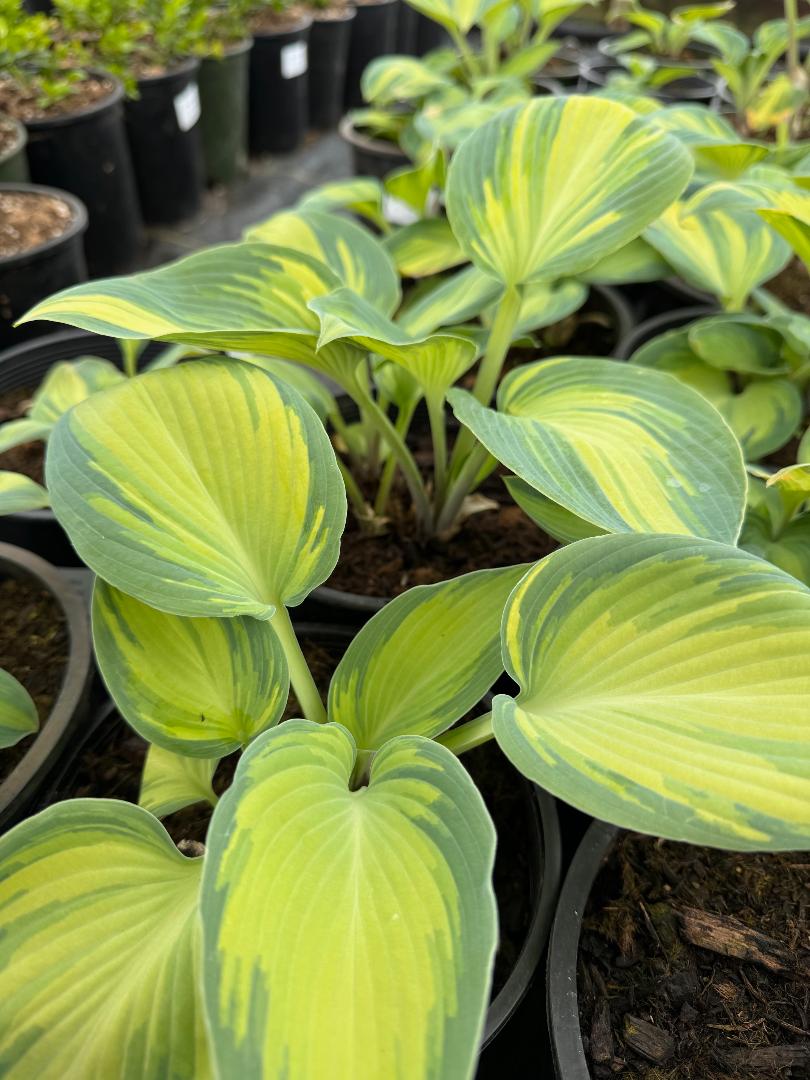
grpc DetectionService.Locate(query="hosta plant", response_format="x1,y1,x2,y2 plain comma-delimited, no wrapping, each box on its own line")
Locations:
742,426,810,584
22,94,753,552
0,667,37,751
630,309,810,462
603,0,736,61
0,354,807,1078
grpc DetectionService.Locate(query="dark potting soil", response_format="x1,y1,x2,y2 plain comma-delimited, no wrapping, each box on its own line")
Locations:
0,386,44,484
578,832,810,1078
53,634,533,999
0,574,68,783
767,259,810,315
325,474,557,598
0,192,74,258
309,0,352,17
250,6,309,31
0,74,114,123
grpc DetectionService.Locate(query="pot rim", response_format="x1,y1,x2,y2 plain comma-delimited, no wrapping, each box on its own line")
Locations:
612,303,718,360
250,13,314,38
21,70,125,130
200,36,255,60
134,55,201,86
338,112,409,160
0,542,92,827
0,182,88,269
546,819,618,1079
310,5,357,22
0,113,27,165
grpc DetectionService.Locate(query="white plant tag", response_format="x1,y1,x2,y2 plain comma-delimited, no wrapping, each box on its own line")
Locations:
281,41,308,79
174,83,201,132
382,194,418,226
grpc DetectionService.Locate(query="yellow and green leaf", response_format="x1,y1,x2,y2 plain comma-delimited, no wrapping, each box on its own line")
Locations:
93,581,289,756
445,95,693,288
384,217,466,278
0,800,207,1079
139,744,219,818
449,356,746,542
47,360,346,620
328,564,528,750
0,471,49,513
496,533,810,849
201,721,497,1080
0,668,37,749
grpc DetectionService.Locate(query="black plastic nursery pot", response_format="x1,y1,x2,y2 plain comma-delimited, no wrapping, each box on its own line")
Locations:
23,75,143,276
414,12,450,54
40,620,563,1064
199,40,252,185
535,43,583,91
0,184,87,350
396,0,418,55
0,116,28,183
309,9,356,131
546,820,618,1079
612,303,718,362
249,17,312,155
0,541,93,831
0,329,167,565
125,59,206,225
338,113,409,179
578,59,722,106
344,0,400,108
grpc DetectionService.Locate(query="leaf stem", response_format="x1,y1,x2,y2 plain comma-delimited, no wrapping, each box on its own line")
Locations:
437,712,494,755
374,397,417,516
434,442,492,534
270,605,326,724
427,392,448,510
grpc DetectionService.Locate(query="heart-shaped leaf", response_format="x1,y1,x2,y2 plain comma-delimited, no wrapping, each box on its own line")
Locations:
384,218,466,278
495,533,810,849
328,564,528,750
93,581,290,756
0,668,37,750
361,54,454,105
449,356,746,542
445,96,693,288
503,476,605,544
47,359,346,620
645,200,792,309
0,801,206,1078
202,721,497,1080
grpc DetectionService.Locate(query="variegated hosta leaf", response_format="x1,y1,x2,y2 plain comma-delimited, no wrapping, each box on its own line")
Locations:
201,721,497,1080
360,54,453,105
243,209,400,316
644,200,792,310
722,380,803,462
632,326,803,460
139,744,219,818
0,471,49,513
0,800,207,1079
310,287,477,398
496,533,810,850
741,501,810,586
0,418,52,454
236,355,338,422
768,463,810,496
20,243,365,388
384,218,466,278
385,151,446,216
397,264,503,336
29,357,126,424
328,564,528,750
444,95,693,288
404,0,501,34
503,476,605,544
509,278,588,337
93,581,289,756
0,668,37,749
297,177,386,229
449,356,746,542
47,360,346,620
580,236,671,285
759,192,810,271
688,315,790,375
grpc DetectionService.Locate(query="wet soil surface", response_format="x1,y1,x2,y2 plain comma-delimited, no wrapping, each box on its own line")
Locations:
0,192,75,257
0,74,114,122
0,386,44,484
48,633,536,998
579,832,810,1078
0,574,68,783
